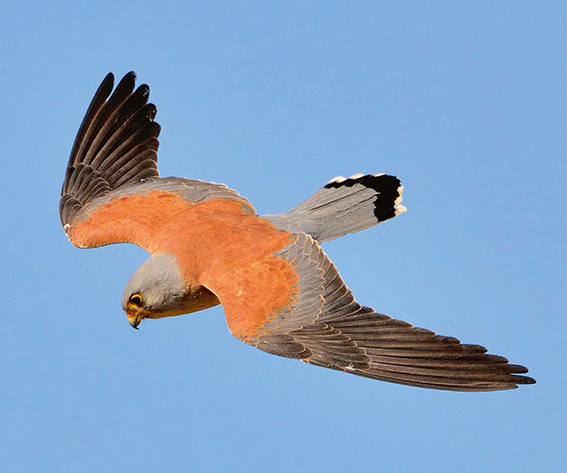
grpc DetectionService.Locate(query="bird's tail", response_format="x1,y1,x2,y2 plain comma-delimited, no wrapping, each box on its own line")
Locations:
262,173,406,243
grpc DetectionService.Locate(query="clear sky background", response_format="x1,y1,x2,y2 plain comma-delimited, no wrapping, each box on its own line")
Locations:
1,2,565,472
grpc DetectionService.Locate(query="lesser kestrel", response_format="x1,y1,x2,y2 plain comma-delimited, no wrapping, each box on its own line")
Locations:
60,72,535,391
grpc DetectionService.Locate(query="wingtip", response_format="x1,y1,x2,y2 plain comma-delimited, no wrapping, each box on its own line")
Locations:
515,375,537,386
102,72,113,83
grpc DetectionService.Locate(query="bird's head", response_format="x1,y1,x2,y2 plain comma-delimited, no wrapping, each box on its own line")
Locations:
122,253,220,329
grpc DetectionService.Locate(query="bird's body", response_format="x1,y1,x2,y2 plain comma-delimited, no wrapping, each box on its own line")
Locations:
60,72,536,391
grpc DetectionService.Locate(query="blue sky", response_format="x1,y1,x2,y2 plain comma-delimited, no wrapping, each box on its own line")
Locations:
1,1,565,472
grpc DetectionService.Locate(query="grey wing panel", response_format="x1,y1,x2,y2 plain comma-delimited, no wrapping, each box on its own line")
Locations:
256,233,535,392
144,177,254,212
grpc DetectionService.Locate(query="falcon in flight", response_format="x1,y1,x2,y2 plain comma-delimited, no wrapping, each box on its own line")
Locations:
60,72,535,392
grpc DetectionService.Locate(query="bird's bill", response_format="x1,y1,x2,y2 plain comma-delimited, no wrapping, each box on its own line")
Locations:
127,311,143,329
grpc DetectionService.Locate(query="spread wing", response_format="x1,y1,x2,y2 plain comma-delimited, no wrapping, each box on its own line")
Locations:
60,72,254,250
220,233,536,392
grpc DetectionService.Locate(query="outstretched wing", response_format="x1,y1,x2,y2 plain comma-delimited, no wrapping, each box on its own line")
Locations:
60,72,254,250
219,233,535,392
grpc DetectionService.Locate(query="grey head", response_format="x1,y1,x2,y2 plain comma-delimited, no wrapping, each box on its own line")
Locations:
122,253,220,329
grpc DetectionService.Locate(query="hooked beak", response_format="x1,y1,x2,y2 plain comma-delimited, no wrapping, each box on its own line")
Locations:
127,311,143,330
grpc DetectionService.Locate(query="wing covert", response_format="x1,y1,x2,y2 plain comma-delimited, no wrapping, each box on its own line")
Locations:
233,233,535,392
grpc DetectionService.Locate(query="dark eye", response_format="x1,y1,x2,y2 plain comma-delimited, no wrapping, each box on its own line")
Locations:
129,294,143,306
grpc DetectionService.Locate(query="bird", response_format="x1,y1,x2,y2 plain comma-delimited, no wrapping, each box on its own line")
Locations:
60,72,536,392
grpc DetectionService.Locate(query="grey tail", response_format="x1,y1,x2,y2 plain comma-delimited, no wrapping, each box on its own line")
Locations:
263,173,406,243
